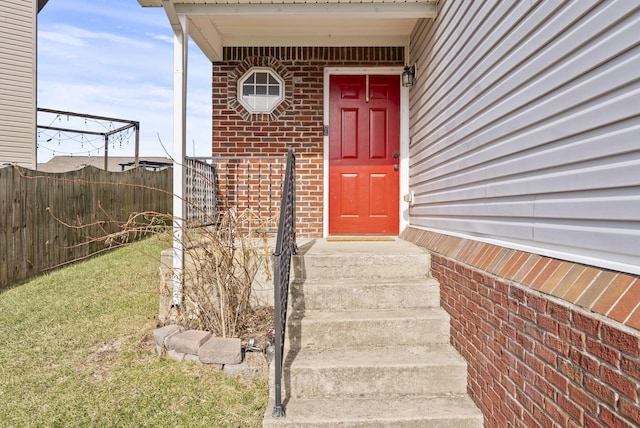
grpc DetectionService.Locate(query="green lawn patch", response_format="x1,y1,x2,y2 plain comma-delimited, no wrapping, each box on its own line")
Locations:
0,236,268,427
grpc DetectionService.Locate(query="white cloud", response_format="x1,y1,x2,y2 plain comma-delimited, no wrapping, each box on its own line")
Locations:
37,0,213,162
39,30,85,47
148,33,173,44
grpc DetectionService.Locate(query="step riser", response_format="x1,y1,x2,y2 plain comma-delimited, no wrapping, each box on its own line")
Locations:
264,417,483,428
286,366,468,399
291,281,441,311
289,318,450,350
293,254,431,280
263,396,484,428
264,240,483,428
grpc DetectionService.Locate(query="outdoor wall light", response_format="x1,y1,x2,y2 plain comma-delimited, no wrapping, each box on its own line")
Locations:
402,64,417,87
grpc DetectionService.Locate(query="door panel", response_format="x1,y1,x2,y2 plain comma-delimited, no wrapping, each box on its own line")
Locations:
329,74,400,235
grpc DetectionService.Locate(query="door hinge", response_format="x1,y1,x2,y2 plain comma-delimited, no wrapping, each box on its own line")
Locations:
323,125,329,136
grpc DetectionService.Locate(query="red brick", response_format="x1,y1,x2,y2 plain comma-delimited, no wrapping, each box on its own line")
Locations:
549,264,587,298
625,303,640,331
576,270,617,309
559,324,586,349
532,403,555,428
621,354,640,379
494,279,510,294
525,351,545,374
558,358,584,385
583,414,601,428
527,294,548,313
571,349,600,376
487,248,513,274
571,310,602,337
522,258,552,286
519,304,537,323
600,364,638,401
538,313,559,335
545,365,569,393
521,410,540,428
548,301,571,323
544,396,569,426
539,261,572,294
531,258,562,291
602,325,640,357
600,405,634,428
557,392,584,424
620,398,640,426
511,286,526,303
536,343,558,366
586,337,621,368
535,375,557,400
562,266,600,303
517,330,535,352
608,279,640,325
568,382,598,415
513,254,543,284
499,251,529,278
524,322,544,343
545,334,570,357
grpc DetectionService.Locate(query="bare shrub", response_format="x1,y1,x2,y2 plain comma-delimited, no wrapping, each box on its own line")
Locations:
171,208,276,338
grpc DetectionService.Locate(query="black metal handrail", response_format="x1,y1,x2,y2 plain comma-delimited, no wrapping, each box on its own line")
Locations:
272,147,297,418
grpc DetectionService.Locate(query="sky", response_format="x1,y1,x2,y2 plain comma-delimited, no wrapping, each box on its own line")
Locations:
37,0,212,163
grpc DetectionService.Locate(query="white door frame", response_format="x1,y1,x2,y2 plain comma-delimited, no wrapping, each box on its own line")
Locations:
322,66,410,237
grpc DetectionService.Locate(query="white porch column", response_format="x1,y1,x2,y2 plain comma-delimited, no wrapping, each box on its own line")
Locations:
165,1,188,305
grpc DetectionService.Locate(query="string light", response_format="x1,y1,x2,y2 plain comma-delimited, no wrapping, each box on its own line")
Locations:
36,110,135,159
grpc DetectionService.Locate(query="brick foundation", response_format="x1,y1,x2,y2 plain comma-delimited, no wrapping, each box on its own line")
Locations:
402,227,640,427
212,47,404,237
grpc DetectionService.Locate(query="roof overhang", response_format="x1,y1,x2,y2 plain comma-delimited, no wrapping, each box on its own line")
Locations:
38,0,49,13
138,0,437,62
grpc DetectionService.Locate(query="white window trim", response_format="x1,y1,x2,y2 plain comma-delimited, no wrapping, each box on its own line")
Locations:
237,67,285,114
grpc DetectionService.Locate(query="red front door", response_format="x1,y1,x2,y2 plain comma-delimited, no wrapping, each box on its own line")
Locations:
329,74,400,235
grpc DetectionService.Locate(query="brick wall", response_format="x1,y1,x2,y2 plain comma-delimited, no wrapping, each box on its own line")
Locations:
212,47,404,237
402,227,640,427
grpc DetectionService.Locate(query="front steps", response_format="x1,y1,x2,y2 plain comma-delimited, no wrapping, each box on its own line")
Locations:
264,238,483,427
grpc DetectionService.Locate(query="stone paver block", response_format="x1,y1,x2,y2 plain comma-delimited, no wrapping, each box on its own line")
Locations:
166,349,186,362
153,324,184,354
223,352,268,378
199,337,242,365
184,353,203,365
223,360,248,377
167,329,212,355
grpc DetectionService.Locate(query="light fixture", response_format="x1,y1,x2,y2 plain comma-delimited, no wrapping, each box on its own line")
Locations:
402,64,416,87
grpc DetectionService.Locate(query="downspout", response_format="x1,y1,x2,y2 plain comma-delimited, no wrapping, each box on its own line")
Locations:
163,0,188,305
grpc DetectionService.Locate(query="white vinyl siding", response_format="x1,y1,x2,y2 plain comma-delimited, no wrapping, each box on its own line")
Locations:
408,0,640,275
0,0,36,168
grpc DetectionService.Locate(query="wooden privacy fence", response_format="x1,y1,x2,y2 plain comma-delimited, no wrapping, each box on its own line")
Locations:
0,165,172,289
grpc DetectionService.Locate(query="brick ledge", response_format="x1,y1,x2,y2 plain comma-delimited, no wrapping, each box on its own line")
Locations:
401,227,640,331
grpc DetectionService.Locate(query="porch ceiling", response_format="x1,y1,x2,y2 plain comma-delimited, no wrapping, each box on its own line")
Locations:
138,0,438,61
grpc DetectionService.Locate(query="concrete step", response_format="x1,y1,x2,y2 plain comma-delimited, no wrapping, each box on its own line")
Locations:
292,240,431,281
287,308,450,350
263,395,484,428
264,238,482,428
277,345,468,399
290,277,441,311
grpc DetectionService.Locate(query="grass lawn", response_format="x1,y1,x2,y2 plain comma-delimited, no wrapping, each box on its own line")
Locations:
0,236,268,427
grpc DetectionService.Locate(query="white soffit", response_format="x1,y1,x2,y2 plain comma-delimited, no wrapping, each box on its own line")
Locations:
138,0,438,61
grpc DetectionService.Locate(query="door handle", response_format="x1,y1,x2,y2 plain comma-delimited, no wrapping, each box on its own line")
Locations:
393,165,399,171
